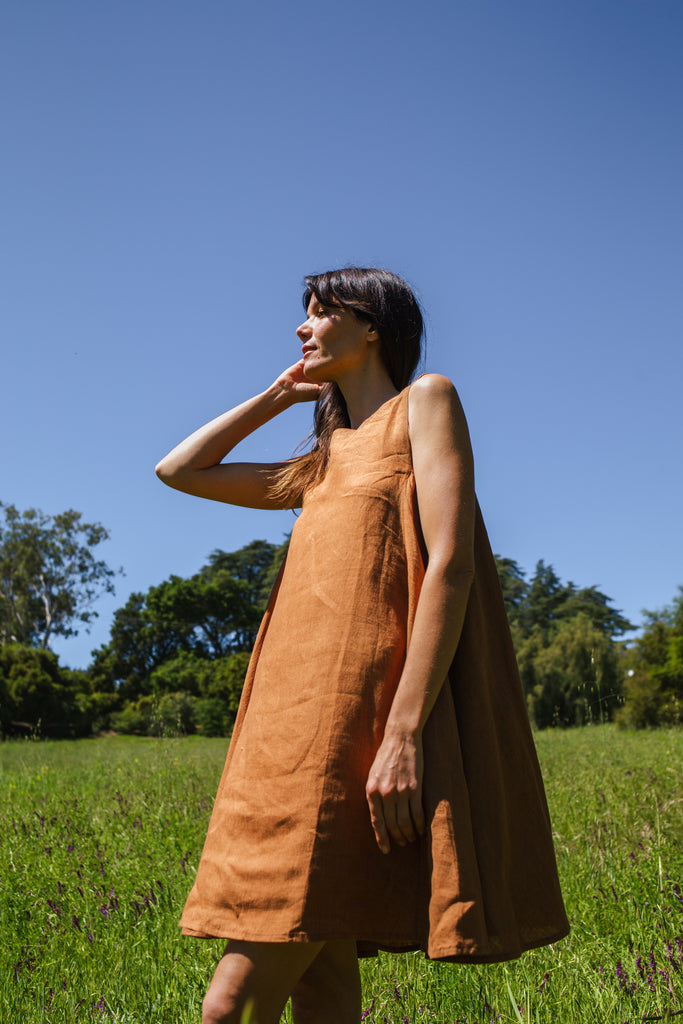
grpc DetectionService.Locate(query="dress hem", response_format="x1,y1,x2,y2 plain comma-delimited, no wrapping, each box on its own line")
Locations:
180,920,570,964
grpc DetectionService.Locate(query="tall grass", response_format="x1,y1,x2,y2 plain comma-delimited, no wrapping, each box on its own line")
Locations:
2,727,681,1022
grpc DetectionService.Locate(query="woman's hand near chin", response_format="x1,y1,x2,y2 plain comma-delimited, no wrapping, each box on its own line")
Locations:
275,360,325,402
155,361,323,509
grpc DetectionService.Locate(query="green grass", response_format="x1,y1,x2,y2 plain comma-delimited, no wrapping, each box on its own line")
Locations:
1,727,681,1023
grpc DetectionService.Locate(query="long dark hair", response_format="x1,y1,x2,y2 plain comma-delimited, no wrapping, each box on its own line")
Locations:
270,267,424,506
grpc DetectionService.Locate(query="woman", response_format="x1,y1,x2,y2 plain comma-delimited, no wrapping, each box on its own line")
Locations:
156,267,569,1024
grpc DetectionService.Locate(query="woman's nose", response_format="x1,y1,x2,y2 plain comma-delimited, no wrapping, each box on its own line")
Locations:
296,319,311,341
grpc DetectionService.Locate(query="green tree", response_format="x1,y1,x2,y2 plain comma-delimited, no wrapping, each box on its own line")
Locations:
554,584,633,640
203,537,290,620
0,503,119,648
91,541,282,699
619,587,683,727
151,572,258,655
522,614,622,728
521,560,567,640
495,555,632,727
0,643,115,737
494,556,528,628
88,589,195,699
496,556,633,645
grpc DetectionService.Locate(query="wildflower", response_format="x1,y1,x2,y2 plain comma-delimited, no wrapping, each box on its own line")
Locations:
615,960,636,994
538,971,550,993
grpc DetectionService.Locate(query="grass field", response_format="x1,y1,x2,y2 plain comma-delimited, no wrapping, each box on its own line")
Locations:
1,726,681,1023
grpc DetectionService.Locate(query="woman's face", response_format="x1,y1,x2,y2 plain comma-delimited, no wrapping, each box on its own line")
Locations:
296,295,376,382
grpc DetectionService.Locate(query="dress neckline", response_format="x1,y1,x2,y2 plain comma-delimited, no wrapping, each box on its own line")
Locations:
335,385,406,434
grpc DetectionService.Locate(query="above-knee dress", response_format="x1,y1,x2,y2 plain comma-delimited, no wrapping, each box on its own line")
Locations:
180,383,570,962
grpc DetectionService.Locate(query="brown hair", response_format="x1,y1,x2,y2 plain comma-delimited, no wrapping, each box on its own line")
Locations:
270,267,424,507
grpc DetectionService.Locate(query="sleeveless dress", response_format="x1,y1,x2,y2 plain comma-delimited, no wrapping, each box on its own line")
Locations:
180,384,569,962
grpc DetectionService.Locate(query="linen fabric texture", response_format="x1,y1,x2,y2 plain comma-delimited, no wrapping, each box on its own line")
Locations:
180,384,569,961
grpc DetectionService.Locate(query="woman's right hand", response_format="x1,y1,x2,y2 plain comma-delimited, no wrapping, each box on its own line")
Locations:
274,360,325,403
155,362,322,509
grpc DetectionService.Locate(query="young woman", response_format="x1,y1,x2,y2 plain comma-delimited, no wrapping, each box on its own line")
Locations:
156,268,569,1024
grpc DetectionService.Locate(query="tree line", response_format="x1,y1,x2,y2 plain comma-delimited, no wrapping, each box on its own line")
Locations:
1,502,681,738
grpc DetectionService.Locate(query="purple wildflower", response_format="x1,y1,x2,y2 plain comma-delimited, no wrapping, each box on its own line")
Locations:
615,960,636,994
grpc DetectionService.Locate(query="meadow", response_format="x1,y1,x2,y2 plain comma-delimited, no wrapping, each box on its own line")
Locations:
1,726,681,1023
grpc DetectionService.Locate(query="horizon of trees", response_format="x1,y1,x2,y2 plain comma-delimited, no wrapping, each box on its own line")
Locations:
1,503,681,738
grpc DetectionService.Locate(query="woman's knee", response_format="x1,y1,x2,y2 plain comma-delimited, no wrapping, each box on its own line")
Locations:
202,984,243,1024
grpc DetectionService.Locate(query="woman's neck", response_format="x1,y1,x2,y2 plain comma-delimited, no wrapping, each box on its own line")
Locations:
337,367,400,429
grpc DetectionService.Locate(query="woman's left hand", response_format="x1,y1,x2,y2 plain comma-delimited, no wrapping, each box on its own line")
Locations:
365,730,426,854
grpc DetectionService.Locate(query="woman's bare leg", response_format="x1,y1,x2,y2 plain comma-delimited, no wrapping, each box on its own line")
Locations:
290,941,361,1024
201,939,324,1024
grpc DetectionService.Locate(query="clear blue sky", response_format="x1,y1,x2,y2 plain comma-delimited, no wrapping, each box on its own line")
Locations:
2,0,682,668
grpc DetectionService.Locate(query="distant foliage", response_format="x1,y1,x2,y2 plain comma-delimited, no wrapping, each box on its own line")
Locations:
495,557,633,728
3,516,678,736
88,540,287,737
0,502,119,649
617,587,683,728
0,643,116,738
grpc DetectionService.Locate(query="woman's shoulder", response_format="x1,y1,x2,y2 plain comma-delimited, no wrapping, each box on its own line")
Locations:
409,373,465,417
408,373,471,446
409,372,457,400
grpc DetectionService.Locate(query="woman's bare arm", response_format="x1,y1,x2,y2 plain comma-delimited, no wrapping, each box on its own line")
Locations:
365,373,476,853
155,361,323,509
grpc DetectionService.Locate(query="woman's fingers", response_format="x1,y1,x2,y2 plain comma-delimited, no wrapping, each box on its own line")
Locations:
394,793,418,844
366,734,425,853
366,790,391,855
366,782,425,853
275,360,324,401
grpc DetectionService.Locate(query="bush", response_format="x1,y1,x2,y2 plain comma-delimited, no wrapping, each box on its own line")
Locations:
518,616,622,728
149,691,196,736
110,701,149,735
195,697,229,737
111,692,197,737
618,593,683,728
0,644,102,738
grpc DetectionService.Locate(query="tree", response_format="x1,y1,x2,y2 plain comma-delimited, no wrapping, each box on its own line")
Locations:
554,584,633,640
0,643,116,737
619,587,683,727
521,614,622,728
493,556,528,628
521,560,567,640
90,540,284,698
203,537,290,614
0,503,119,649
495,556,633,645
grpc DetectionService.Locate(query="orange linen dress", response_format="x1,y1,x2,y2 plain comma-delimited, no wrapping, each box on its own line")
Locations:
181,384,569,961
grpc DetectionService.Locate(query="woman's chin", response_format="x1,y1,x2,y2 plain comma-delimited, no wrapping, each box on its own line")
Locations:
303,363,333,384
